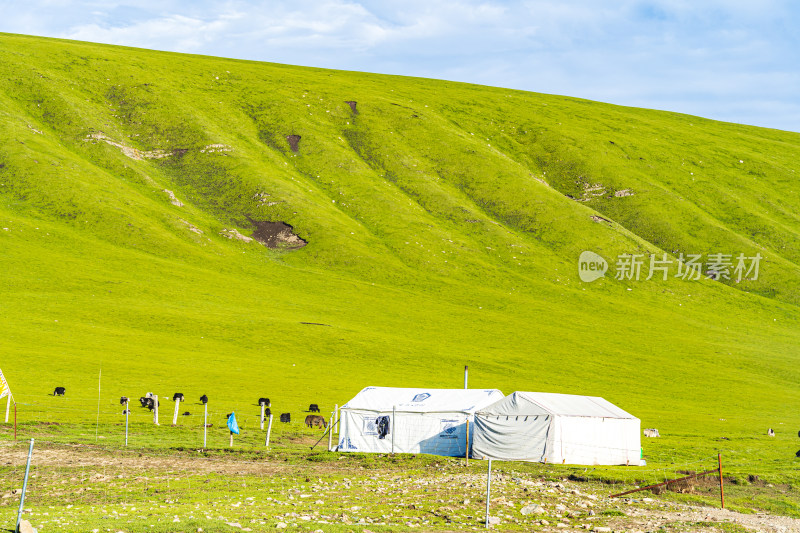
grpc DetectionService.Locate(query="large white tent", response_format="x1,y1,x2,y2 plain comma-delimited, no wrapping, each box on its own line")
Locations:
472,391,642,465
337,387,504,456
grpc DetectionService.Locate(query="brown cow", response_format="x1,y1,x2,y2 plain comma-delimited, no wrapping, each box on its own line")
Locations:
305,414,327,429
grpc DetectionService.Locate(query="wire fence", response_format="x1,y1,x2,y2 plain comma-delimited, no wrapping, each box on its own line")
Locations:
2,393,340,453
0,394,768,532
0,437,742,533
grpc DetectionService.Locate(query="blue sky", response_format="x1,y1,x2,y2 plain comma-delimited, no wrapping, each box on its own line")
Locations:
2,0,799,132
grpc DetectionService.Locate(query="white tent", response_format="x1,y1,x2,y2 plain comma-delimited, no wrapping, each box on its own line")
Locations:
472,391,641,465
337,387,504,457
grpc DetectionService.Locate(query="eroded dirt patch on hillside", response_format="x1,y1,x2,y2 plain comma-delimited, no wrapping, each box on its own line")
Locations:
250,220,307,249
286,134,301,152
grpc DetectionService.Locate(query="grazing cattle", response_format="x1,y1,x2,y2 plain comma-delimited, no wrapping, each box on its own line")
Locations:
305,414,326,429
53,387,66,396
173,393,184,402
145,392,154,399
264,408,272,418
139,397,149,408
309,404,320,413
119,396,129,405
200,394,208,404
768,428,775,437
182,411,191,416
643,428,660,438
122,409,131,415
280,413,291,423
258,398,270,406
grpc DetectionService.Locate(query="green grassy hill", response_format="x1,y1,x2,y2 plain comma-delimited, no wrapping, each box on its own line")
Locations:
1,33,799,479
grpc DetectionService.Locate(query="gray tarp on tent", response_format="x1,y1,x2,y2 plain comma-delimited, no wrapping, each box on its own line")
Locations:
472,391,641,465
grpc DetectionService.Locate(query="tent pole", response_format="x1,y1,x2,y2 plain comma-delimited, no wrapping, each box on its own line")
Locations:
4,395,9,424
464,365,468,389
391,405,396,454
465,417,470,465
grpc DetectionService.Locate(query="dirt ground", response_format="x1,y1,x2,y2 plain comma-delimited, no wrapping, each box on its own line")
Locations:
1,442,799,532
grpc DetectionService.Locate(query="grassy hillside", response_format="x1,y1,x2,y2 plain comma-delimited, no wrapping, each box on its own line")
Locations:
0,33,799,481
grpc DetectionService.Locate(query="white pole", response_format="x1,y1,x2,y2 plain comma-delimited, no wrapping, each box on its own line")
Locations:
125,400,129,447
335,406,340,448
328,411,334,451
260,404,265,430
203,403,208,448
391,405,396,454
464,365,468,389
331,404,338,451
15,438,34,533
172,397,181,425
153,395,159,425
485,458,493,528
95,367,102,441
265,414,274,447
5,395,9,424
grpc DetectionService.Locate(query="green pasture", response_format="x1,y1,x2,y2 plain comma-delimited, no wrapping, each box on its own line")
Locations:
0,31,798,517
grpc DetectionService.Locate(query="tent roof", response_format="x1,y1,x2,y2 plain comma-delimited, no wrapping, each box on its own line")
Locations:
342,387,504,413
477,391,636,419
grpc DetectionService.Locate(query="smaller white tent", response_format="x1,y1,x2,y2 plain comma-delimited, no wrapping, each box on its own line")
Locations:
472,391,641,466
338,387,504,457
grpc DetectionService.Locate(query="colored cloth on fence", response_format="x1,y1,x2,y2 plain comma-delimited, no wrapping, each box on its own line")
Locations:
227,412,240,434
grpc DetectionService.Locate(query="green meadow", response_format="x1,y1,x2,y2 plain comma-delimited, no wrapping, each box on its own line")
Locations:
0,31,799,506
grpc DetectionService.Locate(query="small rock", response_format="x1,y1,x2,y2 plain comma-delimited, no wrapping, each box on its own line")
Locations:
556,523,569,528
226,523,242,528
540,519,550,526
488,516,501,525
276,523,287,529
18,520,35,533
594,527,612,533
521,503,545,515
